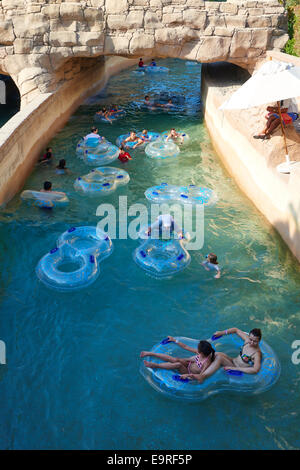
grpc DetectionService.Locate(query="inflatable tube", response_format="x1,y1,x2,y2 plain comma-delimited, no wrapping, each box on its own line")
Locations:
74,167,130,195
57,226,113,258
145,141,180,159
36,226,113,291
144,66,169,74
76,138,119,166
132,68,146,75
20,190,69,209
133,230,191,279
144,183,217,206
36,244,99,291
94,109,126,123
160,131,190,144
140,335,281,401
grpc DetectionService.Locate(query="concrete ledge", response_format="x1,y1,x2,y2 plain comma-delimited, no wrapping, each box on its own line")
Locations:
202,61,300,262
0,56,136,205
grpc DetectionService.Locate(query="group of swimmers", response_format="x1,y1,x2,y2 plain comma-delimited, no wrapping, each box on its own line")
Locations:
38,148,69,181
138,58,157,68
144,94,175,110
95,104,124,124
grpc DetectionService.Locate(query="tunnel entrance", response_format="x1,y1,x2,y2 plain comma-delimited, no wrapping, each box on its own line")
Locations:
0,74,21,128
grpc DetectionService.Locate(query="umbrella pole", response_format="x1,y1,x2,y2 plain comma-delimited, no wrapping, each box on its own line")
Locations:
276,101,289,161
276,101,296,174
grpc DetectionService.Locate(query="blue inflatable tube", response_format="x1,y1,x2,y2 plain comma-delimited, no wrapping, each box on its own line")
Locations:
20,190,69,209
133,230,191,279
145,183,217,206
57,226,113,258
36,244,100,292
140,335,281,401
74,167,130,196
36,226,113,291
76,138,119,166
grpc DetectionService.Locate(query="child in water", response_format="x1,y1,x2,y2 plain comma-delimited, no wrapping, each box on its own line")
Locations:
202,253,221,279
118,147,132,163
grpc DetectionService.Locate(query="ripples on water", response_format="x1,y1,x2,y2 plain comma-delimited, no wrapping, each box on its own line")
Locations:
0,59,300,450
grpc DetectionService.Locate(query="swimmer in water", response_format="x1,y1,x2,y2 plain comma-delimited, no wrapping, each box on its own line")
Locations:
165,128,184,145
84,127,104,141
55,159,70,174
122,131,143,149
133,130,152,148
118,147,132,162
40,181,66,197
146,214,183,239
39,147,53,164
202,252,221,279
96,107,113,124
140,340,219,382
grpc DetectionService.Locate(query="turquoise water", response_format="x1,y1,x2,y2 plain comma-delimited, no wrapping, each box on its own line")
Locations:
0,59,300,450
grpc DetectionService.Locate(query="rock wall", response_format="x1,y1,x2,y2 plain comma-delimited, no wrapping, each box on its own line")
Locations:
0,1,288,104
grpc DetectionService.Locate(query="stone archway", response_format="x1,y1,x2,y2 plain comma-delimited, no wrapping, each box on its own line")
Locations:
0,1,288,104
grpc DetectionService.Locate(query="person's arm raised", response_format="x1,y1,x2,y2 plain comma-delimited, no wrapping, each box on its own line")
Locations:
167,336,198,354
213,328,248,341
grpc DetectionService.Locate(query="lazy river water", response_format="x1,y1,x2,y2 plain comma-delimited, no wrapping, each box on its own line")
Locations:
0,59,299,450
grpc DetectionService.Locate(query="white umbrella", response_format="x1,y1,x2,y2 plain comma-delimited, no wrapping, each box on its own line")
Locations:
219,59,300,174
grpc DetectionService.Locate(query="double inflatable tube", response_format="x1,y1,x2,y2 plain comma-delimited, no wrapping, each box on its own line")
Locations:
145,183,217,206
140,335,281,401
20,190,69,209
36,226,113,291
57,226,113,258
36,244,99,292
74,167,130,195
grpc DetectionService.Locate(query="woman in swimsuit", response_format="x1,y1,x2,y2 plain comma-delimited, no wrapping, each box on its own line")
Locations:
212,327,262,374
140,338,223,381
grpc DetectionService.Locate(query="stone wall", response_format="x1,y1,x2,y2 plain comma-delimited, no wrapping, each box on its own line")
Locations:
0,1,288,103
